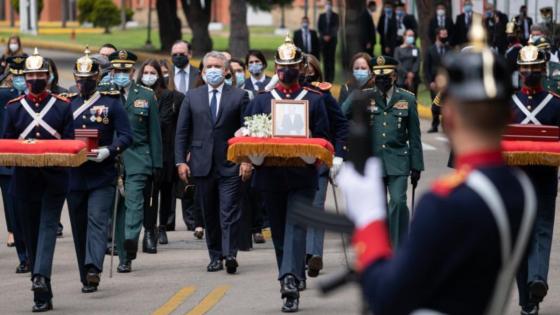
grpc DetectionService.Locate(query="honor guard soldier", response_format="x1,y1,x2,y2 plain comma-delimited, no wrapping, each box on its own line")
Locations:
358,55,423,247
513,45,560,315
338,21,537,315
109,50,162,273
3,48,74,312
66,48,133,293
245,36,330,313
0,54,29,274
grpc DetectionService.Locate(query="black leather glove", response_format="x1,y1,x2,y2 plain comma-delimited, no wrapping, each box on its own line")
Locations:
410,170,421,188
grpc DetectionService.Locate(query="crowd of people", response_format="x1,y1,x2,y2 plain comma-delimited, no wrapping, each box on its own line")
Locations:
1,1,560,315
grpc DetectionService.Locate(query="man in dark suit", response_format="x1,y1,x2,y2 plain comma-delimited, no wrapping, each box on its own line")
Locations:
484,3,508,54
378,1,398,56
175,51,251,274
454,0,474,46
280,107,305,135
424,28,450,133
317,0,339,82
394,1,418,45
360,1,377,56
293,16,320,60
515,5,533,44
428,2,454,44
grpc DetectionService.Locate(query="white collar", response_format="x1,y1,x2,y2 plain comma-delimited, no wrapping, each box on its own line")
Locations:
175,64,191,75
251,75,265,85
208,83,224,94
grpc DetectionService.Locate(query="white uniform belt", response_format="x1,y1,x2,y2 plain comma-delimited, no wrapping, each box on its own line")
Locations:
19,96,60,139
512,94,552,125
72,91,101,120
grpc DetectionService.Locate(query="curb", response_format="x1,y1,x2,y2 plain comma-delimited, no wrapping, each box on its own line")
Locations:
417,103,432,120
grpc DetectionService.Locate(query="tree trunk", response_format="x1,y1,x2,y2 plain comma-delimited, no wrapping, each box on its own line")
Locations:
61,0,67,28
120,0,126,30
156,0,182,52
343,0,366,75
417,0,435,59
181,0,213,57
229,0,249,58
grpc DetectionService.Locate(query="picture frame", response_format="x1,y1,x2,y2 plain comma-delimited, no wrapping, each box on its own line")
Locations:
271,99,309,138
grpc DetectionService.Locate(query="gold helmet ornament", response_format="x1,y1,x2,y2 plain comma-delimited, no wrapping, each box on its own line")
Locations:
23,48,49,74
517,45,547,66
74,46,100,78
275,35,303,65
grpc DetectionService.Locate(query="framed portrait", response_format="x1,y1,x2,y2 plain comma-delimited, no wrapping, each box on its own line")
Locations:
271,99,309,138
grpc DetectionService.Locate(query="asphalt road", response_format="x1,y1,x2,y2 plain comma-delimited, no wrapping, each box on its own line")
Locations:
0,49,559,314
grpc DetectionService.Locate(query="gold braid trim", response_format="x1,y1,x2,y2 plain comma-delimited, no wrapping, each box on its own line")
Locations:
0,149,87,167
503,152,560,167
227,142,333,167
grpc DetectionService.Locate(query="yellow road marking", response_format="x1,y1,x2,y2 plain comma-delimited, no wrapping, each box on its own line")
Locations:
185,285,231,315
152,286,197,315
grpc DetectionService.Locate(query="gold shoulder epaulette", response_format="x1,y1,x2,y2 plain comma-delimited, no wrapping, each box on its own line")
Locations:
99,90,121,96
59,92,78,99
311,81,332,91
53,93,71,103
433,92,442,107
7,95,24,104
398,87,415,96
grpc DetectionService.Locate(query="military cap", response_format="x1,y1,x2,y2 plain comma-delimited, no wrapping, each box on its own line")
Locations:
6,54,28,75
540,7,553,17
372,55,398,75
108,49,137,69
437,16,512,103
528,35,551,52
23,48,49,74
73,47,100,78
275,35,304,65
517,45,547,66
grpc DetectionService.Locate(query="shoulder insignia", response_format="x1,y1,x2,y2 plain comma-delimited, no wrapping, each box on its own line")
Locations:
303,86,322,95
99,90,121,96
311,81,332,91
53,93,70,103
59,92,78,99
549,91,560,99
138,85,153,92
7,94,24,104
397,87,415,96
432,167,471,197
432,92,442,107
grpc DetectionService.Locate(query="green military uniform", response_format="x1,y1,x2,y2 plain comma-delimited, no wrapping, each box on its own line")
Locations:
109,51,162,270
363,56,424,246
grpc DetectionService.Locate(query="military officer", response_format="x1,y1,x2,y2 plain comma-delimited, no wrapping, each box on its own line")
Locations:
65,49,133,293
357,56,423,247
0,55,29,274
245,36,330,313
3,48,74,312
338,22,536,315
110,50,162,273
512,45,560,315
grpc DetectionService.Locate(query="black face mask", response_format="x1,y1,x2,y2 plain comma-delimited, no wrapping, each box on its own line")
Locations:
440,36,448,44
507,36,517,44
26,79,47,94
172,54,189,68
305,74,320,83
521,71,543,87
375,75,394,93
77,78,98,98
277,67,300,85
162,76,169,86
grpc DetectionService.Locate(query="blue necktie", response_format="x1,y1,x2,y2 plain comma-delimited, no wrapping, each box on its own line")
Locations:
179,69,186,94
210,89,218,124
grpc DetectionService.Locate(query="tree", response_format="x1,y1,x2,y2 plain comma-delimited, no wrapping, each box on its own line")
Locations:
77,0,95,24
229,0,249,58
342,0,366,74
156,0,182,52
180,0,212,57
91,0,121,34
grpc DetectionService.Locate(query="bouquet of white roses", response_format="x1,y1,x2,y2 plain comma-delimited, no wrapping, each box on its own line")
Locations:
241,114,272,138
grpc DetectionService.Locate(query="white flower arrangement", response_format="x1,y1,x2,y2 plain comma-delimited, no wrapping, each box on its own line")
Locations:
241,114,272,138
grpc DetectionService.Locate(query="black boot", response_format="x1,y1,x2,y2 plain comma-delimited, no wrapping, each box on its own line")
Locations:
280,275,300,312
142,229,157,254
158,226,168,245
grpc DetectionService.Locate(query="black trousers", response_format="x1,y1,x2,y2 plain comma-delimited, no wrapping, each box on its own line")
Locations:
321,38,338,83
158,180,175,227
430,90,441,130
143,176,158,230
238,180,266,250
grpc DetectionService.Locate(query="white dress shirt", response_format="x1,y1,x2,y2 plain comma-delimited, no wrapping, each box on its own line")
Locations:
208,83,224,117
174,64,191,93
250,75,267,90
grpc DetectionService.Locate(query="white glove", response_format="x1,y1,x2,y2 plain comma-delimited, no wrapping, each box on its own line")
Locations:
330,156,344,179
89,147,110,163
337,158,387,228
300,156,316,164
248,155,265,166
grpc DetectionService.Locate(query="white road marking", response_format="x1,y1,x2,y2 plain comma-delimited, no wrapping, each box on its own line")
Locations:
436,136,449,143
422,142,437,151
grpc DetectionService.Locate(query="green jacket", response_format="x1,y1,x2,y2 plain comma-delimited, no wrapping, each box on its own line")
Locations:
363,87,424,176
122,82,162,175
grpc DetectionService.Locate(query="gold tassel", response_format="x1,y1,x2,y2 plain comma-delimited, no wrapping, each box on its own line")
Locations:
0,149,87,167
503,152,560,167
227,143,333,167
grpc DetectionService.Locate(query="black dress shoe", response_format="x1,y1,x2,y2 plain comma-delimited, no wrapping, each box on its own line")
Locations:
81,284,98,293
117,261,131,273
142,229,158,254
193,228,204,240
280,275,300,299
105,245,118,256
307,255,323,278
282,296,299,313
297,280,306,291
86,268,100,287
158,226,168,245
31,276,49,293
225,257,238,274
166,224,175,232
521,303,539,315
16,262,30,274
32,300,53,312
56,223,63,238
207,260,223,272
427,127,438,133
123,239,137,260
529,280,548,303
253,233,266,244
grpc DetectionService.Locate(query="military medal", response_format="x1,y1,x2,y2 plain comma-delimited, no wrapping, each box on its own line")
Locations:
89,107,96,122
102,107,109,124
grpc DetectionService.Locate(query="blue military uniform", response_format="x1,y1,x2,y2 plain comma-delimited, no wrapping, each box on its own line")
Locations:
2,49,74,310
65,49,133,292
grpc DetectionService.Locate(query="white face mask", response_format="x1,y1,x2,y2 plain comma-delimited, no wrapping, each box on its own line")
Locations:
437,9,445,17
141,73,158,87
9,43,19,53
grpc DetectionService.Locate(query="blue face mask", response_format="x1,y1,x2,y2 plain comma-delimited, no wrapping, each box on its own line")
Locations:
384,8,393,16
353,69,370,86
235,72,245,87
485,11,493,18
464,4,473,13
224,77,233,86
248,63,263,76
100,74,112,84
396,10,404,18
113,72,131,88
406,36,415,45
204,68,225,86
12,75,26,92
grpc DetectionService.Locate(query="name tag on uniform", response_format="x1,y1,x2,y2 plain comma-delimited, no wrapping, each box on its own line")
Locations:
412,49,418,57
134,99,149,108
394,101,409,110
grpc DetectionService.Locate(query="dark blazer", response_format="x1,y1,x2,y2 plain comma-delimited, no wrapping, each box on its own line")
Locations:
174,65,201,94
175,84,249,178
454,13,473,46
424,44,448,84
294,28,321,59
484,11,509,54
378,13,398,56
428,16,455,43
515,15,533,43
318,11,340,38
159,89,184,182
360,9,376,55
243,76,271,92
